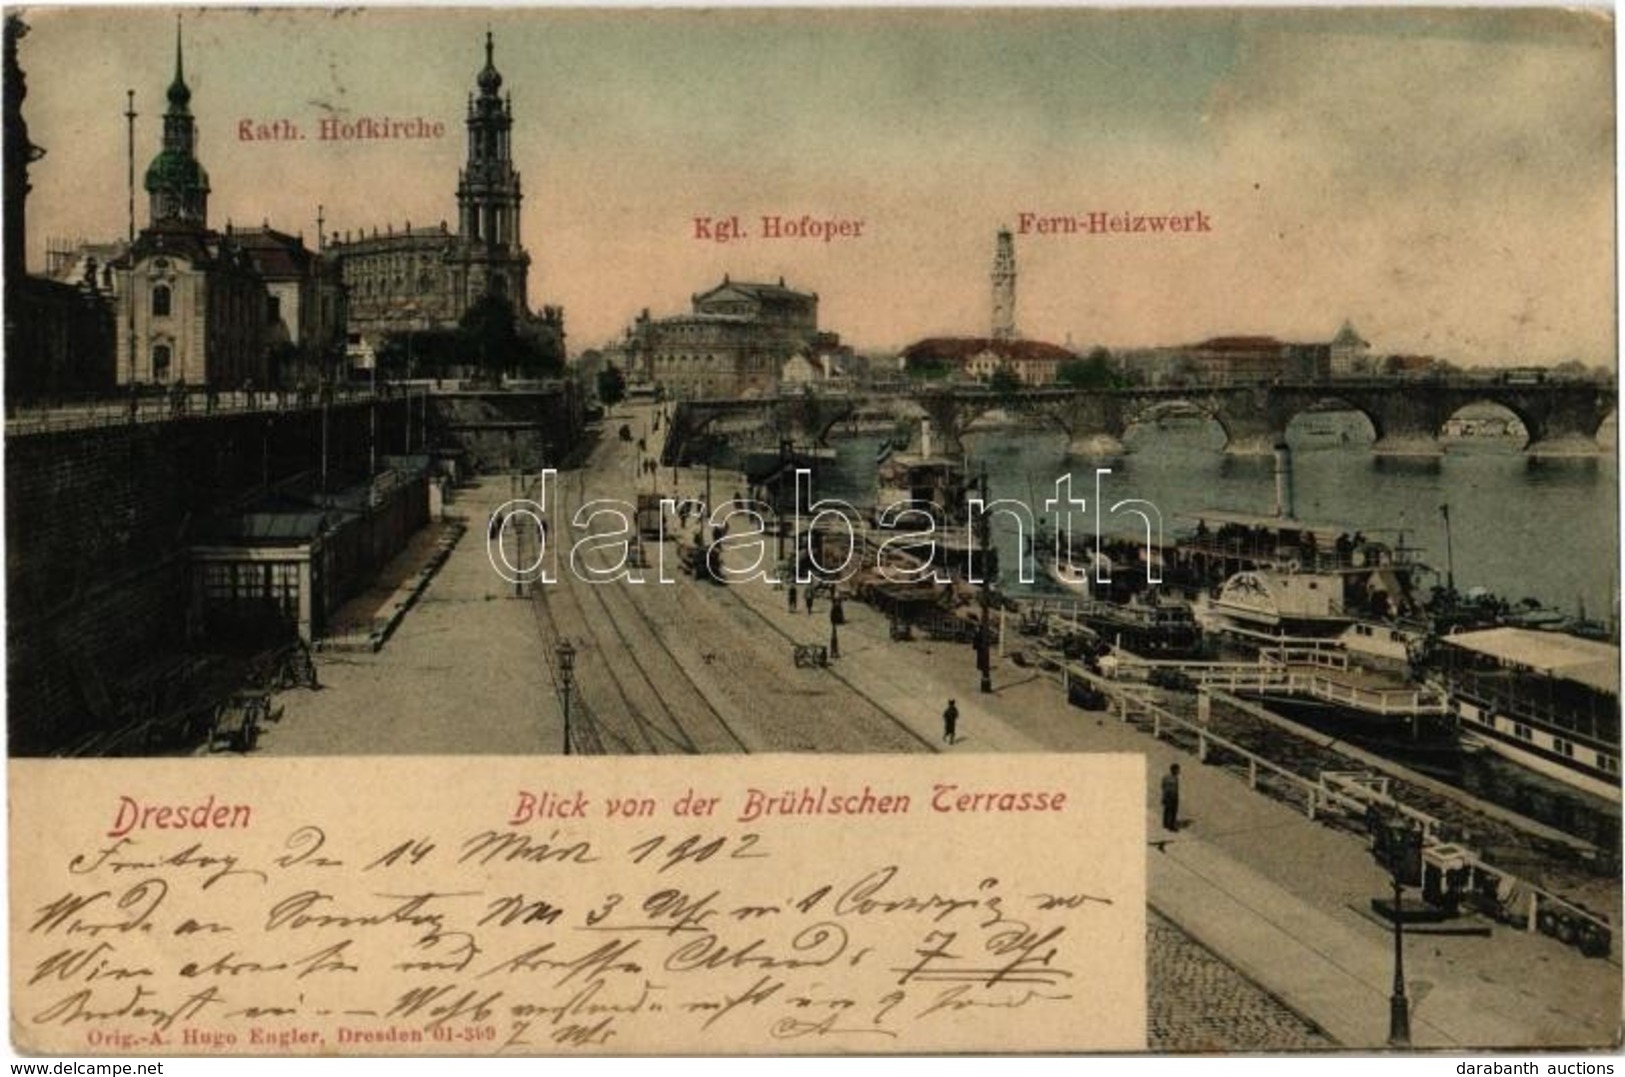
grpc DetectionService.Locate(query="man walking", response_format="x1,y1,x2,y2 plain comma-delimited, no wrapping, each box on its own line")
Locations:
1161,763,1181,832
787,582,798,613
942,699,959,745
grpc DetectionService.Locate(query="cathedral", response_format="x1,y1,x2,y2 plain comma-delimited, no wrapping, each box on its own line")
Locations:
328,33,555,362
114,27,271,388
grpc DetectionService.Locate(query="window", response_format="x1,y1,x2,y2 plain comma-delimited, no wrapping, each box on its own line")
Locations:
152,344,171,381
1554,738,1575,759
1600,755,1619,775
1513,722,1533,742
152,284,171,317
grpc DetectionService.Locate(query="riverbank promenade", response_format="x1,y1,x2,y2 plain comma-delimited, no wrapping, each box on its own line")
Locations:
259,403,1619,1051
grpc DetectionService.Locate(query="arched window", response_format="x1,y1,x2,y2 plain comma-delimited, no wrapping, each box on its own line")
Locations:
152,284,171,318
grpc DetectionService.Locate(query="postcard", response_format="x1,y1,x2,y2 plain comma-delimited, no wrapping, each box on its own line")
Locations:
4,5,1619,1057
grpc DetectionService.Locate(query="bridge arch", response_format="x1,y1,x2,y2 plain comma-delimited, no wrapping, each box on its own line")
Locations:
1279,398,1381,449
1438,399,1532,451
1122,398,1231,451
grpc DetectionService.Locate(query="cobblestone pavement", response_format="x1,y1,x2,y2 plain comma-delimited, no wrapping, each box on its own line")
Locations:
1148,910,1335,1051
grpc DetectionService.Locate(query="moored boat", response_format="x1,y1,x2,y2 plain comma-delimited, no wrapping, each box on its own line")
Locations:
1422,627,1621,804
1177,509,1433,643
871,420,996,577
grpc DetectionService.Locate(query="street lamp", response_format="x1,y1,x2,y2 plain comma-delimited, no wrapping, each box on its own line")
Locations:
1439,503,1455,596
828,592,842,660
1373,814,1421,1046
555,639,577,756
976,465,993,694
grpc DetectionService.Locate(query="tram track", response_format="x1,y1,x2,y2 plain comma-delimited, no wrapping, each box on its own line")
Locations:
560,523,751,754
713,581,939,754
526,416,935,757
526,547,647,754
514,465,750,756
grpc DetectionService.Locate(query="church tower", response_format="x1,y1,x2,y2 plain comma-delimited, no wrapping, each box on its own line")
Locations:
143,23,209,228
456,31,529,308
991,226,1016,341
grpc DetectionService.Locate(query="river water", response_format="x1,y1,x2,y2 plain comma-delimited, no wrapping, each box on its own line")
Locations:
804,414,1619,622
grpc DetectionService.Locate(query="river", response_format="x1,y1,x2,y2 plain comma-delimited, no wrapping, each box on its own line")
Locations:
801,413,1619,623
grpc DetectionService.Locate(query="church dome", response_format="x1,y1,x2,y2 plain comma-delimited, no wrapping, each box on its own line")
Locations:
144,149,209,196
477,32,502,95
166,71,191,110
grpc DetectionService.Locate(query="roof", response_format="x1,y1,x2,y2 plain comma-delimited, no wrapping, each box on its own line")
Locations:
232,227,315,278
125,227,248,271
1332,321,1369,348
694,278,815,304
1442,627,1620,696
195,511,329,544
900,337,1076,363
1193,336,1285,352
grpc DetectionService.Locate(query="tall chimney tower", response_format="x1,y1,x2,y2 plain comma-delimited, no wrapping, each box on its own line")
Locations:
991,226,1016,341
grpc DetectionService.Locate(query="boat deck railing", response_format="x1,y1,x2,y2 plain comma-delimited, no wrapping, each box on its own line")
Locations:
1047,659,1616,957
1179,535,1423,572
1110,653,1446,716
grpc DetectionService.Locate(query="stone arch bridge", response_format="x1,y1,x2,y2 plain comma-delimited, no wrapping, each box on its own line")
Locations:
664,380,1616,461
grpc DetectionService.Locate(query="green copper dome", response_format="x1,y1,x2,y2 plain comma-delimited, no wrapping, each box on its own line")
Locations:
144,148,208,195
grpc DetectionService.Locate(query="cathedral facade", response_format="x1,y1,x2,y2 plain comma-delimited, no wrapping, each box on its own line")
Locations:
114,29,269,388
328,33,535,354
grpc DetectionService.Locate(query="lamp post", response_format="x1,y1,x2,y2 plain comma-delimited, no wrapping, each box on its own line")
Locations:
828,593,842,660
555,639,576,756
976,465,993,694
1375,814,1420,1046
1439,503,1455,596
124,89,138,402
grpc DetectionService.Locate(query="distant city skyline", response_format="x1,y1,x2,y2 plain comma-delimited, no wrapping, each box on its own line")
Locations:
17,7,1615,365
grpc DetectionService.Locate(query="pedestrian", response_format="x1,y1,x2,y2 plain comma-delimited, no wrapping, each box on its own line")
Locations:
1161,763,1181,832
942,699,959,745
804,585,815,615
787,582,798,613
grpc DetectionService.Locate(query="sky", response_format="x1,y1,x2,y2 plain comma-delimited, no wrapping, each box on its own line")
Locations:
14,6,1616,364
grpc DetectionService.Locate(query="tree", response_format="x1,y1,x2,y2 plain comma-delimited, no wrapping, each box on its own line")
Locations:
1057,347,1116,389
457,294,565,379
596,363,627,410
988,366,1023,396
378,328,463,381
905,354,954,381
459,294,521,378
